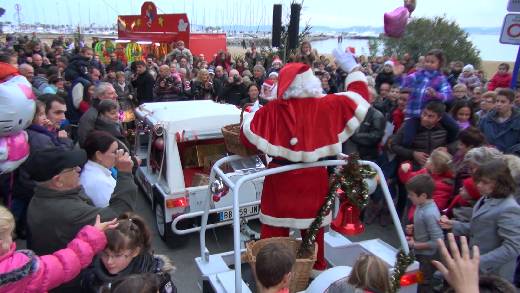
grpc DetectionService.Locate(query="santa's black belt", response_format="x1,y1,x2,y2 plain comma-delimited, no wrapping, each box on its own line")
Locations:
270,157,333,166
270,158,297,166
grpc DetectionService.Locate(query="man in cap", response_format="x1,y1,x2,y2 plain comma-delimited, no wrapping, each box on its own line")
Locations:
26,148,136,256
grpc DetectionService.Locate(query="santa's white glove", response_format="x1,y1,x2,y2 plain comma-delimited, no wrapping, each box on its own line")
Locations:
332,47,360,73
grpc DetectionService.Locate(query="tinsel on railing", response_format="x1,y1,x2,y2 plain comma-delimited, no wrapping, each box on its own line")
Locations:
296,154,375,258
390,249,416,292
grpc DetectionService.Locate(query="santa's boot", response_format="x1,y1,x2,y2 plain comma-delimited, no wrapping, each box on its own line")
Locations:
363,199,382,225
303,228,327,278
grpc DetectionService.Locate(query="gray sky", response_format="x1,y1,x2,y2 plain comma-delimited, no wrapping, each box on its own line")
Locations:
0,0,509,28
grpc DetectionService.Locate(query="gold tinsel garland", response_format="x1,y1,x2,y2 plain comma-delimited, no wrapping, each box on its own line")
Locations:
390,249,416,292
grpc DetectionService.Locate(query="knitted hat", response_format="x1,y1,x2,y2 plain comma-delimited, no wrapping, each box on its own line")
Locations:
268,72,278,78
272,57,283,65
463,64,474,73
384,60,395,68
462,178,480,200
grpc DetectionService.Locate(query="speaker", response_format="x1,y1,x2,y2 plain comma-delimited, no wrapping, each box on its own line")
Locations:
272,4,282,47
288,3,301,50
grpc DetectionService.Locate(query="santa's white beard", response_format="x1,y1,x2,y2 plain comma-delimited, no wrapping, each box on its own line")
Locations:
282,73,323,99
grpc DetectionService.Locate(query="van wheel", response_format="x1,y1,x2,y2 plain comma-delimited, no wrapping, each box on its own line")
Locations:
154,197,190,248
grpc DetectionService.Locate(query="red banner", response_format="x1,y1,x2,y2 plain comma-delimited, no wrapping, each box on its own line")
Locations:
118,2,190,45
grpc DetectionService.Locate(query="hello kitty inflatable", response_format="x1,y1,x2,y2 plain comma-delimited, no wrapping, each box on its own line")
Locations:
0,62,36,174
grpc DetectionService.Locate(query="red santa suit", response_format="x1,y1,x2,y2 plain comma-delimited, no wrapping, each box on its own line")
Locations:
240,62,370,270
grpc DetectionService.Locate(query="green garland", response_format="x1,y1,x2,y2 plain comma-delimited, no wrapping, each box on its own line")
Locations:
296,154,375,258
390,249,416,292
338,155,376,209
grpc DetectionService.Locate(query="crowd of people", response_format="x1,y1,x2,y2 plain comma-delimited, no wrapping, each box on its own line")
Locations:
0,31,519,293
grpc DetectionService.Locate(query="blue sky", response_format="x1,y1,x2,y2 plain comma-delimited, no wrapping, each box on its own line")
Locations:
0,0,509,28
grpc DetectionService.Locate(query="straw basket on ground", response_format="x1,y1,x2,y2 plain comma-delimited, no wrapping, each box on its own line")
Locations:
245,237,317,292
221,106,258,157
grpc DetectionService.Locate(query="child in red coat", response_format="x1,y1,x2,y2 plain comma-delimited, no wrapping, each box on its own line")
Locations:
399,148,454,222
0,207,116,293
391,88,410,133
488,63,512,91
444,177,481,220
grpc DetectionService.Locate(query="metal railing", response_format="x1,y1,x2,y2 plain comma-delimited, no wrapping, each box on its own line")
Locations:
199,155,408,293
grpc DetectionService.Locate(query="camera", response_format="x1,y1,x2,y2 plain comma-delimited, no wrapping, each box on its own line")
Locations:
233,75,240,83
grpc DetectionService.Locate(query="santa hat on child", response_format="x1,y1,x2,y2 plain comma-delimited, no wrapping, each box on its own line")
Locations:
260,79,277,100
262,79,275,89
462,178,480,200
276,63,323,99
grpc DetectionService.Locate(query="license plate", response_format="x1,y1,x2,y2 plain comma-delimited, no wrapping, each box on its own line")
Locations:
218,205,260,222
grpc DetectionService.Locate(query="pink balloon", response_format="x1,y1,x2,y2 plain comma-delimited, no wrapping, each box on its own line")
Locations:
5,132,30,160
384,6,410,38
0,131,29,173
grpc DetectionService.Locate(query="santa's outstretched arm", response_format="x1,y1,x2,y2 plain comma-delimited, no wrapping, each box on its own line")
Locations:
332,48,370,102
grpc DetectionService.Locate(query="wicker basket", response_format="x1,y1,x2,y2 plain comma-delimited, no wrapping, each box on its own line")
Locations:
245,237,317,293
221,106,258,157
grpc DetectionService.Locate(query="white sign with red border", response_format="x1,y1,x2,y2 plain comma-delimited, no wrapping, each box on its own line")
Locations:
500,14,520,45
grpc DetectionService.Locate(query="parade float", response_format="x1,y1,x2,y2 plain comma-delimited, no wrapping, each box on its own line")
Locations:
196,154,420,293
94,1,227,64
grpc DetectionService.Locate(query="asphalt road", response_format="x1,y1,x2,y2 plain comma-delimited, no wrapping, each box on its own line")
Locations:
134,189,402,292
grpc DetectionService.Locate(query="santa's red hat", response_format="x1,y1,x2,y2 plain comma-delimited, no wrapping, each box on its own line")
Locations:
276,63,323,100
463,178,480,200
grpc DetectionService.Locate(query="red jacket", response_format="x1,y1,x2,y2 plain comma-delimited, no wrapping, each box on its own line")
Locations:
398,166,454,222
241,67,370,229
0,225,106,293
392,107,405,133
488,72,512,91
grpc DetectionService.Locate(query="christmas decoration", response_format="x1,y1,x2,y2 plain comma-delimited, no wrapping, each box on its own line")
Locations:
390,249,416,293
338,154,376,209
297,154,376,257
331,200,365,235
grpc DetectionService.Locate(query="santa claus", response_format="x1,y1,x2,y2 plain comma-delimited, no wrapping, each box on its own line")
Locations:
240,48,370,272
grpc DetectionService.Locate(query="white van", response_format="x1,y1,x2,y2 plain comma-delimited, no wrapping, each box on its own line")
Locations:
134,101,264,247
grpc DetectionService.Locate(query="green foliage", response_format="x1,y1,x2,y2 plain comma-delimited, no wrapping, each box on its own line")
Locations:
368,38,382,57
278,21,312,62
383,16,481,68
